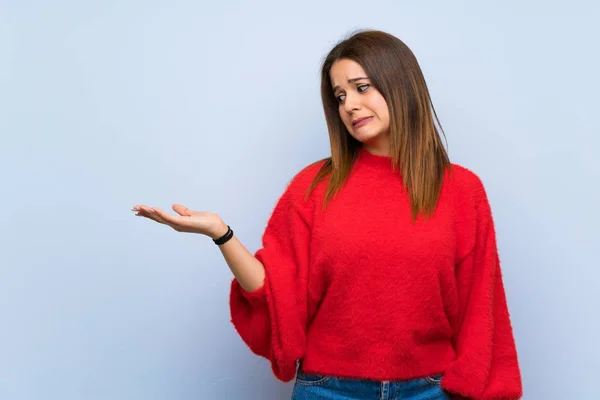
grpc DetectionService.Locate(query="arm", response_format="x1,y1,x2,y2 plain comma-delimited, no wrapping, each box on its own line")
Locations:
132,164,318,382
132,204,266,293
210,222,266,293
442,177,523,400
229,174,314,382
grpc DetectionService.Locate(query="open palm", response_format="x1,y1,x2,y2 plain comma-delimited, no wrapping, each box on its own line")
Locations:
132,204,225,237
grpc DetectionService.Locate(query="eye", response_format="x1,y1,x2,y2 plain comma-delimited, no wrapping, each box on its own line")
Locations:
335,84,370,103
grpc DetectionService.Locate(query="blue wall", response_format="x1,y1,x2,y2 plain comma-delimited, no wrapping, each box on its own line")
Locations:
1,1,598,398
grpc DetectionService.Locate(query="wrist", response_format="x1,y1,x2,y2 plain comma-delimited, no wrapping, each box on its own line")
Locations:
209,220,229,240
212,224,234,246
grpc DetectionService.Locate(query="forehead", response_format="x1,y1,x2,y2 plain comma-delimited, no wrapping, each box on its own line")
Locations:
330,59,368,85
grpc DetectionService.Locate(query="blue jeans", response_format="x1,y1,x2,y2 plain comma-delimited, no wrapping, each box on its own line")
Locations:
292,370,451,400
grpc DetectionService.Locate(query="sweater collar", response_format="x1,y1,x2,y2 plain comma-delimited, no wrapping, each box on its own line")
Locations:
356,146,395,171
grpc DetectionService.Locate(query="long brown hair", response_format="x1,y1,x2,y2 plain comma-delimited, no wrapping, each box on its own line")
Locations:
306,29,452,222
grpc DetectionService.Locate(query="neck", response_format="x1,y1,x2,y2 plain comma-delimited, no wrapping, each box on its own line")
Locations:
361,135,391,157
362,145,390,157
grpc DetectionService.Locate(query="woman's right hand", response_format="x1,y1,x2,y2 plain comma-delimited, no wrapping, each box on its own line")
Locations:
132,204,229,239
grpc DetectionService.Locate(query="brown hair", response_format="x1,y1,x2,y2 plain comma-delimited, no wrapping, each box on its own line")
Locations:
306,29,452,222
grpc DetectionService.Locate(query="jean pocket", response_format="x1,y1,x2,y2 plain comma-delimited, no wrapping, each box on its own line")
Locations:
295,370,332,386
424,373,444,385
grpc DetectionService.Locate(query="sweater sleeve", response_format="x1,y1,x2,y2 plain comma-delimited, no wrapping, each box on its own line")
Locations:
442,176,523,400
229,173,313,382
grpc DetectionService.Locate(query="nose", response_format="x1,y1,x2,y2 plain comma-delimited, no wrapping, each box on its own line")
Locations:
343,92,360,114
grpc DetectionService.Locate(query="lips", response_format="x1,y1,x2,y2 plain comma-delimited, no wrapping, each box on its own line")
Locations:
352,116,373,126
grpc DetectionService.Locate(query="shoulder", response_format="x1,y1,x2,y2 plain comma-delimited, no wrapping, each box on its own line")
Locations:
445,163,493,217
285,158,329,196
446,163,489,200
446,164,496,257
447,163,485,190
267,159,328,223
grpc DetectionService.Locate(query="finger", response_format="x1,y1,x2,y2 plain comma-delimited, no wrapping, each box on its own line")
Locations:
151,207,183,226
137,206,168,224
139,206,155,214
135,206,182,229
135,210,156,221
135,209,155,220
135,212,153,219
172,204,192,216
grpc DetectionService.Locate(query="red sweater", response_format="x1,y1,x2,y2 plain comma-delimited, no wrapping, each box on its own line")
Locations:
229,148,523,399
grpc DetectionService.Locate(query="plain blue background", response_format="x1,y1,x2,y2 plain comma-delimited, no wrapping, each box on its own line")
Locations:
1,1,599,399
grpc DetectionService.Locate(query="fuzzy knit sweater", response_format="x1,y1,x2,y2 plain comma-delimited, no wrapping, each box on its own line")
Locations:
229,147,523,400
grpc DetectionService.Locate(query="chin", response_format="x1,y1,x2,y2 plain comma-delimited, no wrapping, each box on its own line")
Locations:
350,129,382,144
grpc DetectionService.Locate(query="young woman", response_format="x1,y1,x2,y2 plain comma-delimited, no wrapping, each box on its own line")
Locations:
133,30,523,400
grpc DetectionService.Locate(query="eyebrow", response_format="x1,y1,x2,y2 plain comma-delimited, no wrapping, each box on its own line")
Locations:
332,77,369,93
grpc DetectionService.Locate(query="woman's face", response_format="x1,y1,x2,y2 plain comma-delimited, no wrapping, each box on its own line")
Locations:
330,58,391,155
